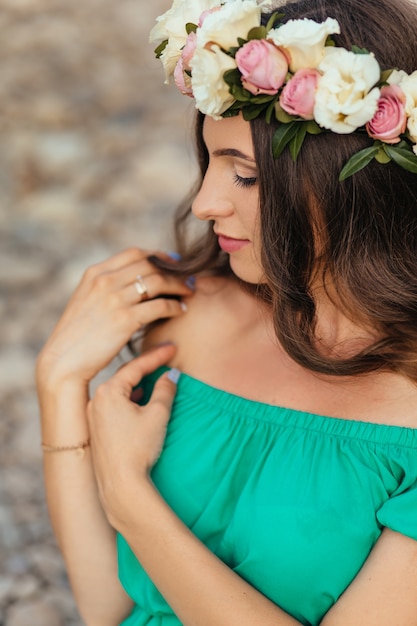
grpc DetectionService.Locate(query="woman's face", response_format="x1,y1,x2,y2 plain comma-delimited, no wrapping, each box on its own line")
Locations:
192,114,264,284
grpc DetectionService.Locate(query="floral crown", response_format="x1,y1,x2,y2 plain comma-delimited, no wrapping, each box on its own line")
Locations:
150,0,417,180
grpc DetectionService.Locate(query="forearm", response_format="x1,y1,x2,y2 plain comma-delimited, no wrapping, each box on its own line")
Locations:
39,379,132,626
114,480,302,626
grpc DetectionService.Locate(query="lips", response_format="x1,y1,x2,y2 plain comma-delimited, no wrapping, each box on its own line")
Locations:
217,234,250,253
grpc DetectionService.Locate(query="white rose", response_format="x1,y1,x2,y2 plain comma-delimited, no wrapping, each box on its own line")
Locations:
407,108,417,151
197,0,261,51
157,37,186,82
314,47,380,133
150,0,220,81
396,70,417,115
267,17,340,72
190,44,237,119
387,69,408,85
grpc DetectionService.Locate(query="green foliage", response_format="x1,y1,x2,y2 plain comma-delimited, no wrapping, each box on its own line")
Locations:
154,40,168,59
265,12,285,32
272,122,299,158
339,146,380,181
275,103,296,124
380,69,394,84
351,45,370,55
289,123,308,160
384,145,417,173
185,22,197,35
247,26,267,41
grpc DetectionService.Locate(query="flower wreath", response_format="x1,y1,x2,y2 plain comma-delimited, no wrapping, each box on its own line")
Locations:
150,0,417,180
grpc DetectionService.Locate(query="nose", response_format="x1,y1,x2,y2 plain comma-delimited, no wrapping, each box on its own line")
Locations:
192,165,234,222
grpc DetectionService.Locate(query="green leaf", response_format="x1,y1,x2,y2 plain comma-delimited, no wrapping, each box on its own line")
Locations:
242,106,265,121
289,124,308,161
375,146,391,164
306,120,323,135
325,36,336,48
380,69,394,84
266,11,285,32
250,94,276,105
339,146,380,181
228,46,240,58
223,69,243,87
384,145,417,173
247,26,267,40
230,84,251,102
265,99,277,125
272,123,299,158
185,22,197,35
351,45,370,55
275,103,296,124
237,37,247,47
221,108,240,118
154,39,168,59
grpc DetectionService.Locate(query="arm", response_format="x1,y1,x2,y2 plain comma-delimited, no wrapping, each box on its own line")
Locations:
36,248,192,626
88,354,417,626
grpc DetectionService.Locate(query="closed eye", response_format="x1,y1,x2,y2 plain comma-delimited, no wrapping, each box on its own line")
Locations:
233,174,258,189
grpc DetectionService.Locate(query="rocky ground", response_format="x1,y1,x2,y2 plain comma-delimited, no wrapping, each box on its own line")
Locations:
0,1,196,623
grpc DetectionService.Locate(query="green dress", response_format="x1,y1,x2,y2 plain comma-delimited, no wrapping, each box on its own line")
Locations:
117,367,417,626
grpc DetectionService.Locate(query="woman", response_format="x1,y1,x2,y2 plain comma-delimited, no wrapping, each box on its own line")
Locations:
36,0,417,624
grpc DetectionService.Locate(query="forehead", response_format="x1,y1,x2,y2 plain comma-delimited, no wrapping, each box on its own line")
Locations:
202,114,255,160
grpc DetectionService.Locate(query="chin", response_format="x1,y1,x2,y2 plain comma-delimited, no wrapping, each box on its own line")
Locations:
229,257,264,285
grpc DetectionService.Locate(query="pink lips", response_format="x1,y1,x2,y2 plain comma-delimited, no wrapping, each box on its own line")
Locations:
218,235,250,253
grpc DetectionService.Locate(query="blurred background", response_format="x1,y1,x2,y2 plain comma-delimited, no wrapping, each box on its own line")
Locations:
0,1,196,623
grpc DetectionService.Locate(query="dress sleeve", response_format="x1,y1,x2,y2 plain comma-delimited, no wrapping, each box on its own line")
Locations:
376,472,417,541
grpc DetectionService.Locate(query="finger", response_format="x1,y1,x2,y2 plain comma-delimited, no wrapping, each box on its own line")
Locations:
116,262,194,296
86,248,154,276
133,296,188,324
151,368,181,406
146,368,181,426
111,343,177,391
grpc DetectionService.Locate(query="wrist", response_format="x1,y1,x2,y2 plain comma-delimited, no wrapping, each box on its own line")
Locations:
105,475,157,532
38,374,90,442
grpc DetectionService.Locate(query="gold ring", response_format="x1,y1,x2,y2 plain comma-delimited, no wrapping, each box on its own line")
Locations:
134,275,149,300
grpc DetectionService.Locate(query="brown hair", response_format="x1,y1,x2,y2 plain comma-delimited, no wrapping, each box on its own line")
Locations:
152,0,417,381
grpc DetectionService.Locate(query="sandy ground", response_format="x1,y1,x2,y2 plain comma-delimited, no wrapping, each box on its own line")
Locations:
0,1,197,623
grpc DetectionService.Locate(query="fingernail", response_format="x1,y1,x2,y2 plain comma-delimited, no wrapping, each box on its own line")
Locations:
185,276,196,290
168,251,182,261
180,301,188,312
167,368,181,385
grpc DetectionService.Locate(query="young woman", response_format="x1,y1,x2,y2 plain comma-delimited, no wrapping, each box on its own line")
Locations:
36,0,417,624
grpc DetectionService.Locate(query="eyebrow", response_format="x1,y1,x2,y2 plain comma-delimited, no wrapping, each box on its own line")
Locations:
212,148,256,163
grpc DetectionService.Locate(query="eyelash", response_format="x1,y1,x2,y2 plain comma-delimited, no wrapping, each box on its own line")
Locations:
233,174,258,189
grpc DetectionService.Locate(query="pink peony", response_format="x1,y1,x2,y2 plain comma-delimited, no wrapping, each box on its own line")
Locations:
366,84,407,143
181,31,197,71
280,68,320,119
236,39,288,96
174,58,193,97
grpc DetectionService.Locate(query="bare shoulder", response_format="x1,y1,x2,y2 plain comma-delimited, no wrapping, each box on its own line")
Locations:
141,275,252,370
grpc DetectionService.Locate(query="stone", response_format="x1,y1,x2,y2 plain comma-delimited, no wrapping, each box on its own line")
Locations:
0,576,14,604
0,0,189,619
6,599,63,626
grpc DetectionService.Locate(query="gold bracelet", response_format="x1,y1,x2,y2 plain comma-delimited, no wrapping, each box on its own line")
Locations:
41,439,90,454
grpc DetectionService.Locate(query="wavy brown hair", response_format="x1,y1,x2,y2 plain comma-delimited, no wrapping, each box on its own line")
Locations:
152,0,417,381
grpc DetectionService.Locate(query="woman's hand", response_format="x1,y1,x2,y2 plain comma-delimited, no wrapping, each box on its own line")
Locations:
36,248,191,388
86,343,178,526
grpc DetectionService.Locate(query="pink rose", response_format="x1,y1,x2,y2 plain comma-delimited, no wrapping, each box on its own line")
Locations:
181,31,197,71
280,68,321,119
174,58,193,97
366,84,407,144
236,39,288,96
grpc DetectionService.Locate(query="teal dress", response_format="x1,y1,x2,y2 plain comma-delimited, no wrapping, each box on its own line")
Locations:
117,367,417,626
